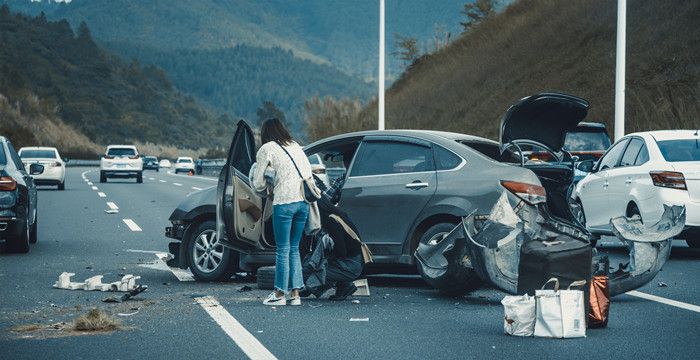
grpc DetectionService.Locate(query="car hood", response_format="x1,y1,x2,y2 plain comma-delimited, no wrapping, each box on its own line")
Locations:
500,93,589,152
168,186,216,221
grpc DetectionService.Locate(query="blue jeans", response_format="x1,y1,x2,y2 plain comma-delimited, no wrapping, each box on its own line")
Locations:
272,201,309,293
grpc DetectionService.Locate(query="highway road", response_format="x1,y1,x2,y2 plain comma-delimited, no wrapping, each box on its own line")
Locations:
1,167,699,359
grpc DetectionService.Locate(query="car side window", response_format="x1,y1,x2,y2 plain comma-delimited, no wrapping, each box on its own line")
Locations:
230,130,254,175
619,138,644,167
435,145,462,170
635,144,649,165
597,138,629,171
351,141,434,177
6,142,25,171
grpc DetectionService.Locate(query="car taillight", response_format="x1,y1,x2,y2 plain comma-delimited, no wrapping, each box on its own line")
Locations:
0,177,17,191
129,155,140,159
53,161,62,167
650,171,687,190
500,180,547,205
312,168,326,175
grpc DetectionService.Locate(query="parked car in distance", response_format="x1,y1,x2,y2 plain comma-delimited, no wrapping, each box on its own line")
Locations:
100,145,143,183
143,156,160,171
174,157,195,174
572,130,700,248
195,158,225,175
308,153,330,187
18,146,66,190
564,122,612,182
159,159,172,168
0,137,43,253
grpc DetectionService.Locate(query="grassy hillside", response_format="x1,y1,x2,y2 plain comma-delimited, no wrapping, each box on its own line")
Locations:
0,7,235,152
365,0,700,139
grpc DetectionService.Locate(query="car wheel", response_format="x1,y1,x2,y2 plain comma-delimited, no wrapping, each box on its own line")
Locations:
29,210,38,244
136,172,143,183
416,222,482,296
58,181,65,190
7,212,30,253
100,171,106,183
256,266,276,290
186,220,238,281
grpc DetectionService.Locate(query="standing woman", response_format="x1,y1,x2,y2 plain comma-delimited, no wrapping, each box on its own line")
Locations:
253,118,312,306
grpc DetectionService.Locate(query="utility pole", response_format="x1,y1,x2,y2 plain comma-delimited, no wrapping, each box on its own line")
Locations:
614,0,626,141
378,0,385,130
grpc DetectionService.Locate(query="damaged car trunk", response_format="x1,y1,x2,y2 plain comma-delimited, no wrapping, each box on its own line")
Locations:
416,92,687,296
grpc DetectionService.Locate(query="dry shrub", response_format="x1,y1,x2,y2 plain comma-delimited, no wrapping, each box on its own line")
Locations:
304,96,373,142
73,309,121,332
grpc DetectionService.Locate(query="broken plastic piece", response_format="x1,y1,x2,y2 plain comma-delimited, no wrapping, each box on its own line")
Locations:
349,317,369,322
53,272,85,290
54,273,143,292
352,279,370,296
658,282,668,287
104,209,119,214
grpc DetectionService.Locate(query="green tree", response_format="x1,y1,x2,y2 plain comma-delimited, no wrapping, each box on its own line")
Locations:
460,0,498,33
256,100,285,126
393,34,420,66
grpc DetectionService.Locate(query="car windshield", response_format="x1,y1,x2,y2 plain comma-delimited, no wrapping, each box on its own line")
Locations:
657,139,700,162
178,158,192,163
108,148,136,156
144,156,157,162
20,149,57,159
564,131,611,151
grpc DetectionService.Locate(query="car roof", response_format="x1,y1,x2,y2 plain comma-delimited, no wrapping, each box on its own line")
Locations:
19,146,59,151
107,145,137,149
306,129,496,148
632,130,700,142
571,122,607,131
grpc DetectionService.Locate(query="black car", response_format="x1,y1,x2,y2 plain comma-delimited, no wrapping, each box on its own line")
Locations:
143,156,160,171
0,137,44,253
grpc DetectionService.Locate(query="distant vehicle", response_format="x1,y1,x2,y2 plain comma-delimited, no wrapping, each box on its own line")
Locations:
572,130,700,248
564,122,612,182
308,153,330,187
195,158,224,175
143,156,160,172
0,136,43,253
159,159,172,168
100,145,143,183
174,157,195,174
18,146,66,190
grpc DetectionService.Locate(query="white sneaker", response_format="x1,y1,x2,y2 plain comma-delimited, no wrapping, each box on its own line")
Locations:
263,292,286,306
287,295,301,306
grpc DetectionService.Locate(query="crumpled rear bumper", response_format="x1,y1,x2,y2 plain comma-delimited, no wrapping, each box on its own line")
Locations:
416,192,686,296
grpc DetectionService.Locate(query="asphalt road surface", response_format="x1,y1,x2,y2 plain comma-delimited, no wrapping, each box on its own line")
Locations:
1,167,699,360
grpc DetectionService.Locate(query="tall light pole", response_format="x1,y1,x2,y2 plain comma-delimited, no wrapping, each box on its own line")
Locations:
378,0,385,130
614,0,626,141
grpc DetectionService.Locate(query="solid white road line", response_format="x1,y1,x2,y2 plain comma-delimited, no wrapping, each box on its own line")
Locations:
122,219,142,232
148,177,155,181
97,192,106,198
159,180,167,183
87,182,93,186
192,186,202,190
627,290,700,313
166,170,218,182
91,186,98,190
106,202,119,210
173,183,182,186
195,296,277,360
154,252,194,281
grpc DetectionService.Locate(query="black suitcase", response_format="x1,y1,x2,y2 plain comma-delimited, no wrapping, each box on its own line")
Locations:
517,235,592,295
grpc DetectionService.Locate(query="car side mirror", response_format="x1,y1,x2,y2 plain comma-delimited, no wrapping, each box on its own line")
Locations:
576,160,595,173
29,163,45,175
63,157,69,163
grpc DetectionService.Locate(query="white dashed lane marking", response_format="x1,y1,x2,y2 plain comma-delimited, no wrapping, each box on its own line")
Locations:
122,219,142,232
148,177,155,181
192,186,202,190
97,192,106,198
195,296,278,360
91,186,98,190
173,183,182,186
106,202,119,210
627,290,700,313
159,180,167,183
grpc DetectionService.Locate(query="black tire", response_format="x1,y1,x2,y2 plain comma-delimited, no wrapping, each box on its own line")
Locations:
136,172,143,183
100,171,106,183
416,222,482,296
186,220,239,281
256,266,276,290
29,210,38,244
58,181,65,190
7,212,30,253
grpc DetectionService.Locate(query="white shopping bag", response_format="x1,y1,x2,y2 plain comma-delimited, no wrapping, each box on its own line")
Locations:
534,278,587,338
501,295,536,336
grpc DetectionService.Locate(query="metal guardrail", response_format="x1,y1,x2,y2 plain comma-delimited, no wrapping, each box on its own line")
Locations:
197,165,224,177
65,160,101,167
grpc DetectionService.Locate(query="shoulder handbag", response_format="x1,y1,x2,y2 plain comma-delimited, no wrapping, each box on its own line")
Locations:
534,278,587,338
278,143,322,203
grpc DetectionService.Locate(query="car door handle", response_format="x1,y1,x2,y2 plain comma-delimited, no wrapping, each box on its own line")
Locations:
625,179,632,184
405,182,429,189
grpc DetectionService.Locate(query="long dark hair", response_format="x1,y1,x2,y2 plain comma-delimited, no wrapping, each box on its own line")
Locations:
260,118,293,146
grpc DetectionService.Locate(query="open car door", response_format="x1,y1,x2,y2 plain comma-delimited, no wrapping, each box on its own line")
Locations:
217,120,265,253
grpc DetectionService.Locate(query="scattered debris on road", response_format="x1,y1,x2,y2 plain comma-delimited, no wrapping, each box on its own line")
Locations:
658,282,668,287
74,309,122,332
54,272,145,292
104,209,119,214
238,285,253,292
349,317,369,322
351,300,360,304
117,309,140,317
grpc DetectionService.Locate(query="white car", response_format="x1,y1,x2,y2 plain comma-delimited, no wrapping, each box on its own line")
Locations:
159,159,172,168
174,157,195,174
18,146,66,190
100,145,143,183
572,130,700,248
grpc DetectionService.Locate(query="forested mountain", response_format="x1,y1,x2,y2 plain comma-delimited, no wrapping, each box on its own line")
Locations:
0,7,234,154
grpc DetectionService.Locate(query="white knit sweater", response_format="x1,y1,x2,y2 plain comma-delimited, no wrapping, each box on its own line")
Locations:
252,141,312,205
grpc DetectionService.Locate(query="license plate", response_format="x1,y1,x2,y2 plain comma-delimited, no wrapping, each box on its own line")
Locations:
116,164,127,168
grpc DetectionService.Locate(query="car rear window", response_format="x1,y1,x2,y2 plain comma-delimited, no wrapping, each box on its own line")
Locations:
178,158,192,163
19,149,57,159
657,139,700,162
564,131,611,152
107,148,137,156
144,156,157,161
